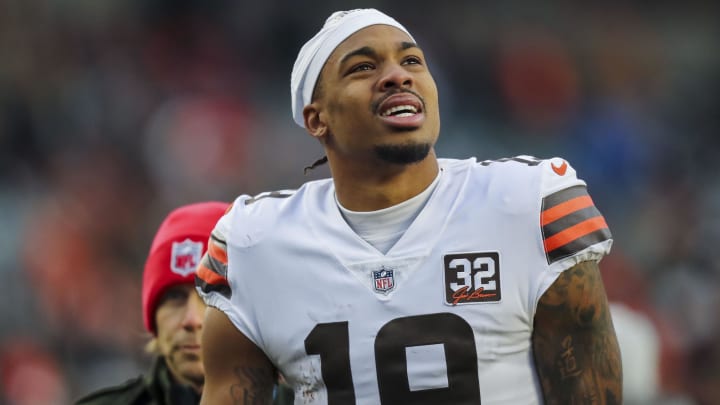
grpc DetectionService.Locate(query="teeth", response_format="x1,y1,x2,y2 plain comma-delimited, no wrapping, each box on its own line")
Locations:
381,105,417,117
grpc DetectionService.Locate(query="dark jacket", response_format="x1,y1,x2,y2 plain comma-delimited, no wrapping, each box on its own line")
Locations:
74,356,295,405
74,357,200,405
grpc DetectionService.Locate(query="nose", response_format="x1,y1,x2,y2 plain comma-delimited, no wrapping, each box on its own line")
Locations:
181,293,205,331
379,62,413,91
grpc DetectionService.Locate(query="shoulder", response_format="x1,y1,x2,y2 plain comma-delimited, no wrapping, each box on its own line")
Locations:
74,376,147,405
463,155,613,266
210,190,296,244
444,155,587,211
220,180,333,247
227,180,332,219
471,155,585,193
475,155,592,205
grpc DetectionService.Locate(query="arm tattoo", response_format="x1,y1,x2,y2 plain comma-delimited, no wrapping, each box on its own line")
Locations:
533,261,622,405
229,367,274,405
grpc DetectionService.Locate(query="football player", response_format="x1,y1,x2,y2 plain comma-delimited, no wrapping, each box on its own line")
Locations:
197,9,622,404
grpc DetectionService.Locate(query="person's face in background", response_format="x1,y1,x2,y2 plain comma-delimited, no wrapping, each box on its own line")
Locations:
155,284,206,391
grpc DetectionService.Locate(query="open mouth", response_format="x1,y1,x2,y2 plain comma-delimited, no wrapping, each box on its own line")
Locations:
376,93,425,128
381,104,419,118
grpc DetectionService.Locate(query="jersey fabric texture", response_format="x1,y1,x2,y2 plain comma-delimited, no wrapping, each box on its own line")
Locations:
196,156,613,405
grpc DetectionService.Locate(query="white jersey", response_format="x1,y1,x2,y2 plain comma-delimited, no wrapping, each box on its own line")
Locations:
197,156,612,405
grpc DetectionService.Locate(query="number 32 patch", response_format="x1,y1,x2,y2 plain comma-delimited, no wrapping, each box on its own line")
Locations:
443,252,501,305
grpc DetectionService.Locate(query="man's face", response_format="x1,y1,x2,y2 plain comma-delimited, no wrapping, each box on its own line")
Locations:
311,24,440,165
155,284,205,390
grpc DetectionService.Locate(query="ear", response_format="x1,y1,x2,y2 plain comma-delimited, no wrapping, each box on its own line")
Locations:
303,103,327,139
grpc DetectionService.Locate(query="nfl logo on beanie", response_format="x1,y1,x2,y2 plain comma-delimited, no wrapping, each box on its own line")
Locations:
170,239,204,277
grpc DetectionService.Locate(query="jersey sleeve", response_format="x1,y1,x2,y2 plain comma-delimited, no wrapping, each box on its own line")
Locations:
538,157,613,274
194,196,266,349
195,203,233,301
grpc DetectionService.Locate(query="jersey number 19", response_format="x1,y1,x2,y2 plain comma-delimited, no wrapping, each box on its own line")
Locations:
305,312,481,404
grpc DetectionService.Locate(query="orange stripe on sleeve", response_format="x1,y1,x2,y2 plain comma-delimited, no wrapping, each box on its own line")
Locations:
543,216,609,252
541,195,594,226
207,240,228,265
196,263,229,286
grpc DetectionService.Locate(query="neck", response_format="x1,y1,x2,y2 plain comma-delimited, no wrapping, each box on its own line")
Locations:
330,150,439,211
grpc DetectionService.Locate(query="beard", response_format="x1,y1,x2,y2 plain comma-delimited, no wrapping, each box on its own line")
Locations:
374,142,432,165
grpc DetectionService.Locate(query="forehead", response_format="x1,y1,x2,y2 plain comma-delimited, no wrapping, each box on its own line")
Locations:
327,24,416,66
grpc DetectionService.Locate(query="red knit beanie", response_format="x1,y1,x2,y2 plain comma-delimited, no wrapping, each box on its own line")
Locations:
142,201,230,335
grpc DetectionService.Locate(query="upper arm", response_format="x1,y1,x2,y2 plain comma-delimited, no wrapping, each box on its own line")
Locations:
201,306,276,405
532,260,623,405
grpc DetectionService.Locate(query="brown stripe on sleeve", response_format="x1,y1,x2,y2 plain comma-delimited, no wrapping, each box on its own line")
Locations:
542,185,588,209
207,238,228,267
195,252,231,299
210,232,227,250
541,186,612,264
195,274,232,299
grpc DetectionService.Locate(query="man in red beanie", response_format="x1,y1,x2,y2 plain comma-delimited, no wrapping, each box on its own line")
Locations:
75,201,229,404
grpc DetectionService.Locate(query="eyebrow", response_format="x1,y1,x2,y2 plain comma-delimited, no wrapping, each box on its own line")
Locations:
399,41,418,51
339,41,420,66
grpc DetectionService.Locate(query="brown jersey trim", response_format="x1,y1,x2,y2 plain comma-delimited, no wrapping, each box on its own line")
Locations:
195,274,231,299
541,186,611,264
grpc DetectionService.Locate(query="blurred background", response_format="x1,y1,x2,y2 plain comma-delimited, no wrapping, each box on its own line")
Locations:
1,0,718,404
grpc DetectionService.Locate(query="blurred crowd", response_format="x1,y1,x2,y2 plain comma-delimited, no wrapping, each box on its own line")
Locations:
1,1,718,404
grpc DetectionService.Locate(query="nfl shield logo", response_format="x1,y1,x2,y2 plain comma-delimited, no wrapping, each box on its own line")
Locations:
372,267,395,294
170,239,203,276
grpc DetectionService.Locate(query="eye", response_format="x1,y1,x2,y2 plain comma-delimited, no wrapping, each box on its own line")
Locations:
160,287,189,306
349,62,374,74
403,56,423,65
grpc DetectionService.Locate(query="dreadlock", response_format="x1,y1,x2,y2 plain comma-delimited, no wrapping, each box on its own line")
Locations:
303,156,328,175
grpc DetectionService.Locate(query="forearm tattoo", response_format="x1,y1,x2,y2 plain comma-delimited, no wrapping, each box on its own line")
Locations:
533,261,622,404
229,366,274,405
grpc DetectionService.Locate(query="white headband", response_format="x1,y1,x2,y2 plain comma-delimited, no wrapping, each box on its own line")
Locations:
290,9,414,127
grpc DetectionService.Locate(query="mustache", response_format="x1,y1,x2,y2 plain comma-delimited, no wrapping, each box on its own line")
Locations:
371,89,426,114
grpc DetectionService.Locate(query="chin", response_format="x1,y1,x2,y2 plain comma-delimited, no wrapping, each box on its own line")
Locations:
374,142,432,165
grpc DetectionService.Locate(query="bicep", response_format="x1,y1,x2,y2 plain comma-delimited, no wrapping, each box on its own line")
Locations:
532,260,623,405
201,306,276,405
